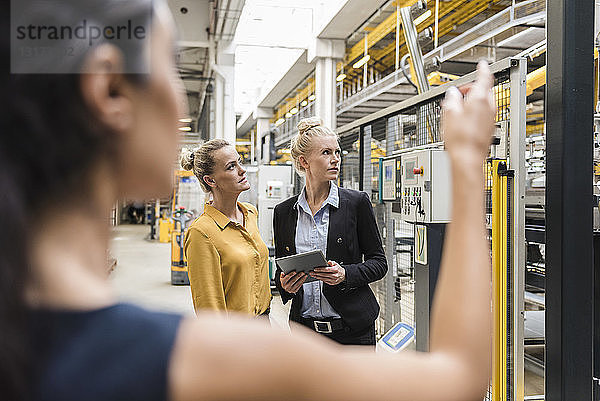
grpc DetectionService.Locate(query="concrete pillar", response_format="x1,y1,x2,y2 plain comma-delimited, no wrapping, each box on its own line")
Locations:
212,41,236,144
308,39,345,130
253,107,273,164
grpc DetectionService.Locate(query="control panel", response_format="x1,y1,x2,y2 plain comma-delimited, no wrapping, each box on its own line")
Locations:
266,180,283,198
400,149,452,223
379,156,402,201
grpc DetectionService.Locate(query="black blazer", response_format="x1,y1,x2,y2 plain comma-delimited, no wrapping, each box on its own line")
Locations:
273,187,388,331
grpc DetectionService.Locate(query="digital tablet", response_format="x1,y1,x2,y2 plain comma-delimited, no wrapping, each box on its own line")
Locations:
275,250,328,274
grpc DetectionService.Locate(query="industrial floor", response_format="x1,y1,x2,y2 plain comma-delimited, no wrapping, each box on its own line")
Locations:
110,224,544,396
110,224,290,329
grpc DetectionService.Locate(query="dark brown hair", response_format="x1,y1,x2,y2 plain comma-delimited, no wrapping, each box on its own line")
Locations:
0,1,154,399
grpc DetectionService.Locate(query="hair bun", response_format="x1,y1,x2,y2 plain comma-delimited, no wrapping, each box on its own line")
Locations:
297,117,322,134
180,148,196,171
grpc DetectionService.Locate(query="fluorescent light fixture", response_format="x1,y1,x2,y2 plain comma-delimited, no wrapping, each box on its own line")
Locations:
178,126,192,131
275,118,285,126
178,118,192,123
308,94,316,101
285,112,292,118
352,54,370,69
414,9,432,25
336,73,347,81
290,107,298,115
300,100,308,107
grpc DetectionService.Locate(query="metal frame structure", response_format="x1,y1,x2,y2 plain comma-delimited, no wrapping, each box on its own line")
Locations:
509,57,527,401
337,57,520,136
337,57,527,399
546,0,595,399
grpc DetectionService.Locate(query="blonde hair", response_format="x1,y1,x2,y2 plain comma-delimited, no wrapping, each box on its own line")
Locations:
180,139,230,192
290,117,338,175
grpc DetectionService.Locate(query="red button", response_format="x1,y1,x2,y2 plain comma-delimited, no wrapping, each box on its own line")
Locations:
413,167,423,175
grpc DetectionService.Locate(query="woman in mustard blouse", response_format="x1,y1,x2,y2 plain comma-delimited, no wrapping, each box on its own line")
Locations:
181,140,271,316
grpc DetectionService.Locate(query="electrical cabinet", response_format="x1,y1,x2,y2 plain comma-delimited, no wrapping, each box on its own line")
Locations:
257,165,293,248
400,149,452,223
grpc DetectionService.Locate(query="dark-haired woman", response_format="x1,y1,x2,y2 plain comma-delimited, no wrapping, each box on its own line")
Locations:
2,0,497,399
180,141,271,316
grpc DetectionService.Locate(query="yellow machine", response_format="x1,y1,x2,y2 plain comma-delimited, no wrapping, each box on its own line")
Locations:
170,170,198,285
158,210,173,243
170,206,194,285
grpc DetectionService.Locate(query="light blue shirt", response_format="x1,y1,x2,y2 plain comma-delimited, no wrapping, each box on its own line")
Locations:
295,182,341,319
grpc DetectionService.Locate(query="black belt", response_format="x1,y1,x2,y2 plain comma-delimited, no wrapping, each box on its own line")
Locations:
299,317,346,334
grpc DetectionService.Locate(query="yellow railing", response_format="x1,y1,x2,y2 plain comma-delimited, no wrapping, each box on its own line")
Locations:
490,158,510,401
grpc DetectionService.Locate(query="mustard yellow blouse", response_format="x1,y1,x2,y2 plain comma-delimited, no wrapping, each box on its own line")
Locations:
184,202,272,315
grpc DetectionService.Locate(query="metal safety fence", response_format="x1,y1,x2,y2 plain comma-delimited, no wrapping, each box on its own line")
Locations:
336,57,527,401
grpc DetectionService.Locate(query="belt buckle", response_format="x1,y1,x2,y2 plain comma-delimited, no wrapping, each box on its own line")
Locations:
313,320,333,334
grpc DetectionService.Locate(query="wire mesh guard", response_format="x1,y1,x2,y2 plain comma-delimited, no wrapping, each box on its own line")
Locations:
340,68,513,383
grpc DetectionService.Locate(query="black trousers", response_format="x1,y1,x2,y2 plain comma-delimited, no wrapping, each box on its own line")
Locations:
325,323,375,346
296,320,376,347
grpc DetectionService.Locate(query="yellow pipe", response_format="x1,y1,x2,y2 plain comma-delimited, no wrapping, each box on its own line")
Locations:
373,0,498,66
526,122,544,136
346,0,414,64
526,66,546,96
284,0,501,113
278,1,508,122
400,0,499,64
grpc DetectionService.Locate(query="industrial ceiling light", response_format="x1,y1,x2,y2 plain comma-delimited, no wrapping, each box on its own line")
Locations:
275,118,285,126
336,73,347,81
414,9,432,25
352,54,370,69
178,126,192,131
308,94,316,101
285,112,292,118
300,100,308,107
290,107,298,115
179,118,192,123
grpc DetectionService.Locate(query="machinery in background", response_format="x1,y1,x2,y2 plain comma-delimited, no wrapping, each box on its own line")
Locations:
379,148,451,352
377,154,413,346
158,210,174,243
399,148,451,224
147,199,171,241
257,164,293,285
257,164,293,248
338,57,527,401
399,149,451,351
170,206,194,285
379,156,402,203
169,170,205,285
376,322,415,353
238,165,258,206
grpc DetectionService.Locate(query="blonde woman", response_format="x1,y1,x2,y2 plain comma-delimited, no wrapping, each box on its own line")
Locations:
273,117,388,345
181,140,271,316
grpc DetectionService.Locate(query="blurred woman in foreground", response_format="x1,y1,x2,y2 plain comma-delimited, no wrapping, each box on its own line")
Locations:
1,0,495,400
